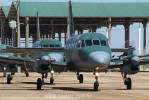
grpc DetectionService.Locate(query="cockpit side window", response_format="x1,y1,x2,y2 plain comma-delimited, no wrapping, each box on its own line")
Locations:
81,40,85,47
93,40,100,45
55,45,60,47
85,40,92,46
43,45,48,47
101,40,106,46
50,45,54,47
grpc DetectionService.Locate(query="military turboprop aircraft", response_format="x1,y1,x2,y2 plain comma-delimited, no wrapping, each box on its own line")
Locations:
3,0,149,91
0,12,64,88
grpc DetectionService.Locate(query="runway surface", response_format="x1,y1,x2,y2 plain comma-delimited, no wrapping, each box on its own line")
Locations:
0,72,149,100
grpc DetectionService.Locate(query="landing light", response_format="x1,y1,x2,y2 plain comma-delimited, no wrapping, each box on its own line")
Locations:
4,67,6,71
95,72,99,76
51,70,54,74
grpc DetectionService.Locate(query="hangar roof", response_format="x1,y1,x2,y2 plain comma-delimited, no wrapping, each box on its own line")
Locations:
12,2,149,17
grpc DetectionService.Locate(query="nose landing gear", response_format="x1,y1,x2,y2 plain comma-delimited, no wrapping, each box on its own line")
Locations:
7,74,13,84
94,72,99,91
37,78,42,90
77,72,83,83
50,70,54,84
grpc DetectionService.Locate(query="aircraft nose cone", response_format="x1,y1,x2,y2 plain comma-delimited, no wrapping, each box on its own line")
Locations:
41,56,50,61
89,51,111,65
48,53,64,62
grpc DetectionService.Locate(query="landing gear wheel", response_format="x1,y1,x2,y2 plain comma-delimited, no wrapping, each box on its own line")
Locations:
26,73,29,77
3,73,6,77
79,74,83,83
125,78,132,90
37,78,42,90
94,82,99,91
7,74,12,84
50,77,54,84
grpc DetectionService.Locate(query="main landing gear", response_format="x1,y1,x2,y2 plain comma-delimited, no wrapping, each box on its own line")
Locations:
36,71,55,90
77,72,83,83
50,70,54,84
94,72,99,91
37,78,42,90
122,73,132,90
7,74,13,84
36,73,46,90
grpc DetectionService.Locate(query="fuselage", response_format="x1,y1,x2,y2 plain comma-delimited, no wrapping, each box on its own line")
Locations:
31,39,64,73
65,33,111,72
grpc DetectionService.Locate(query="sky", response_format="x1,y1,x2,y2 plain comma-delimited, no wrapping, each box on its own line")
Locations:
0,0,149,55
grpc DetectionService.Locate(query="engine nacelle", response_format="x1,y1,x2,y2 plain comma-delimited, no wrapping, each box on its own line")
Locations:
120,64,139,75
7,64,17,71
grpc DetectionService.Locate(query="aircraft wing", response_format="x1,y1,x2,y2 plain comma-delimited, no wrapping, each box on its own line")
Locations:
0,56,35,65
111,48,134,53
1,48,64,54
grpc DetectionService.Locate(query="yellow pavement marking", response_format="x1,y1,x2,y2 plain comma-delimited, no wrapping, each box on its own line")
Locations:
101,91,149,99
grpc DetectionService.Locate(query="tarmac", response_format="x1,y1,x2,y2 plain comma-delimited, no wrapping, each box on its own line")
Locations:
0,72,149,100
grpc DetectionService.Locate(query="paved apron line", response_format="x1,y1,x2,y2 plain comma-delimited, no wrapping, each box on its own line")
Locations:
101,90,149,99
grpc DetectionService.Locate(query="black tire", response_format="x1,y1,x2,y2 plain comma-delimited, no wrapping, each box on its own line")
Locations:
3,73,6,77
50,78,54,84
7,75,12,84
94,82,99,91
126,78,132,90
79,74,83,83
37,78,42,90
26,73,29,77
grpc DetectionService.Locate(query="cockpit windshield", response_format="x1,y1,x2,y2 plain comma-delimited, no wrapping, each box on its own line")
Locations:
93,40,100,45
41,44,60,48
85,40,92,46
79,39,107,48
101,40,106,46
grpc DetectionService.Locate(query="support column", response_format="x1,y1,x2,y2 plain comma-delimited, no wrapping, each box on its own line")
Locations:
51,19,55,39
64,33,67,44
58,33,61,42
67,17,70,39
1,20,4,44
12,29,17,47
46,33,49,39
17,1,20,47
89,26,92,32
138,23,141,55
143,21,147,54
124,23,130,48
80,29,83,34
25,17,29,48
77,27,80,35
107,18,112,45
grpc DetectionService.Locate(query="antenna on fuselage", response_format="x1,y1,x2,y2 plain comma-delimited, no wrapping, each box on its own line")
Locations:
36,12,40,41
69,0,74,37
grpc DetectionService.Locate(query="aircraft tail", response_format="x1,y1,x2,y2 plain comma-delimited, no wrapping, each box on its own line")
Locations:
69,0,74,37
36,12,40,41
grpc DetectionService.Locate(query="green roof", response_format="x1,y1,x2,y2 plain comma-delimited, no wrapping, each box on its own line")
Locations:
79,33,108,40
14,2,149,17
33,39,62,47
19,2,68,17
2,6,10,17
